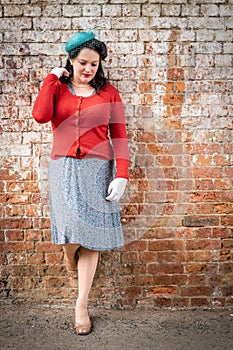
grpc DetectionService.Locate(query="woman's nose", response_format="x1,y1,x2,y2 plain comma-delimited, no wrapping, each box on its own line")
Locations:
84,65,92,72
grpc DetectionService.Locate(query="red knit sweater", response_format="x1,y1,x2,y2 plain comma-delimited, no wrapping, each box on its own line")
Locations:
32,74,129,179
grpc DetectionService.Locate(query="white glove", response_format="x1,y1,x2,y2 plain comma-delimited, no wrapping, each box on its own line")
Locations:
106,178,128,202
50,67,69,79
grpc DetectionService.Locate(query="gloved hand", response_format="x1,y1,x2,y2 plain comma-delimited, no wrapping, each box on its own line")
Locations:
50,67,69,79
106,178,128,202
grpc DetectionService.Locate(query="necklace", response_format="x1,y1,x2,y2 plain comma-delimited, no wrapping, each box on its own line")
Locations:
71,80,91,89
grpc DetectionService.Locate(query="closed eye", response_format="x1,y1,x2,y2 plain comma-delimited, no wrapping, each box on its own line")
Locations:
79,61,98,67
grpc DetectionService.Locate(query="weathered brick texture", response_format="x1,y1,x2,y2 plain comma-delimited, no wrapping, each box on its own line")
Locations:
1,0,232,309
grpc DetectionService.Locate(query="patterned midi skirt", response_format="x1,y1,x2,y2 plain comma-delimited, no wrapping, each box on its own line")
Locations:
48,157,124,251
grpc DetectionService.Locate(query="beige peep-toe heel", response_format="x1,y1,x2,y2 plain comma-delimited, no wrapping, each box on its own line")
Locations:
74,320,92,335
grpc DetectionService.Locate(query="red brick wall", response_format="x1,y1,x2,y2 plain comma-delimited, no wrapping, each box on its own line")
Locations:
1,1,232,308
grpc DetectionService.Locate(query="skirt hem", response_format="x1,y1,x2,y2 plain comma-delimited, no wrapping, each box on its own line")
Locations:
52,240,124,251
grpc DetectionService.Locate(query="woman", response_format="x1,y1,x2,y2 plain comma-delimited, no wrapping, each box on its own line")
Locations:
32,32,129,335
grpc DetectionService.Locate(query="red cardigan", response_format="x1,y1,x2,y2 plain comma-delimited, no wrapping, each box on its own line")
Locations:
32,74,129,179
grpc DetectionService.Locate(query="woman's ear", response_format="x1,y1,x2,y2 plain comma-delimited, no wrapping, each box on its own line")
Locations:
69,59,73,66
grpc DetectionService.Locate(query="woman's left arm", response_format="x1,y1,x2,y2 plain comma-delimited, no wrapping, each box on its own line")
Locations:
106,87,130,201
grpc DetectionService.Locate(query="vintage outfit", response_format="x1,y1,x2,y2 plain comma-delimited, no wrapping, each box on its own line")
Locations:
32,74,129,250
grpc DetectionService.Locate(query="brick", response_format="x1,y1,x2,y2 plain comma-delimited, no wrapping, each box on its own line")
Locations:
121,251,139,264
175,82,185,92
5,205,24,217
181,286,213,297
43,5,62,17
27,253,44,265
0,18,31,30
112,17,149,29
23,5,42,17
200,5,219,17
1,242,34,252
123,5,140,17
33,218,50,229
162,5,181,17
148,239,184,251
191,298,209,307
163,93,184,105
0,218,32,229
139,82,153,93
215,204,232,214
72,17,111,30
157,251,186,263
139,251,157,263
5,230,24,241
4,5,23,17
215,55,232,67
212,228,231,239
119,55,137,67
146,286,177,297
194,155,212,166
62,5,82,17
148,263,184,275
170,275,188,285
6,194,30,204
191,191,221,203
36,242,62,253
187,18,225,30
33,18,71,30
102,5,122,17
44,276,67,289
223,42,233,53
135,275,154,286
172,297,190,308
25,205,42,217
45,252,63,265
185,263,210,274
221,216,233,226
25,230,42,241
1,0,29,3
183,216,219,227
154,296,172,307
123,240,147,251
220,5,233,17
181,5,200,17
83,4,101,16
222,240,233,249
142,4,160,17
191,227,211,239
186,239,221,251
151,17,187,29
219,262,233,275
196,43,222,54
193,167,222,179
0,253,7,265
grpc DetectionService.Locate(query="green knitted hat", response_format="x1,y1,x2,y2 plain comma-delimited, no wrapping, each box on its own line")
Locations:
65,32,95,52
65,31,107,60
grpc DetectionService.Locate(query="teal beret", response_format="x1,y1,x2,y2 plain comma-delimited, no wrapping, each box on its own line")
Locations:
65,32,95,52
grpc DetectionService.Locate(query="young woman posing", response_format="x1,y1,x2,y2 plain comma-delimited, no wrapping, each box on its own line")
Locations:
33,32,129,335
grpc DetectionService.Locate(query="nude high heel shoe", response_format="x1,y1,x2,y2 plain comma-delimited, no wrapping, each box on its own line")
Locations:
74,320,92,335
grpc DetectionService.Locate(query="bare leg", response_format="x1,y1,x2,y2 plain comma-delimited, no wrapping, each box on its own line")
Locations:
75,247,99,326
63,244,81,272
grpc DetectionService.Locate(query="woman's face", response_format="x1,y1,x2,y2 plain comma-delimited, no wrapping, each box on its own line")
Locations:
71,48,100,85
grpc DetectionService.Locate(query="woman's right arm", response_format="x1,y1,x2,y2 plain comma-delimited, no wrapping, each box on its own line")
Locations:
32,68,69,124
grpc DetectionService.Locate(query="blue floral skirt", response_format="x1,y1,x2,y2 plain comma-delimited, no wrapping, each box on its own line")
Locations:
48,157,124,251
